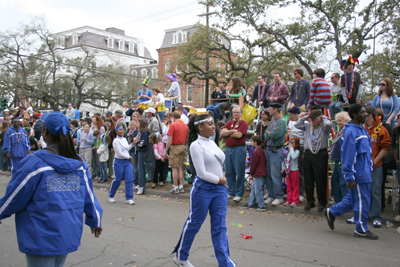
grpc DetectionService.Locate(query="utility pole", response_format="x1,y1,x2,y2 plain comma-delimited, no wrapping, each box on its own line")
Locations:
198,1,216,108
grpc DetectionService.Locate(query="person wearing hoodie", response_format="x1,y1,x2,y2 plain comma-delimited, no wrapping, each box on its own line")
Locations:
2,117,30,177
364,106,391,228
324,104,378,240
0,112,103,266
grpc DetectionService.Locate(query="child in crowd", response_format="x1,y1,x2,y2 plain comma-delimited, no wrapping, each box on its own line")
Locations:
243,135,267,211
92,130,101,179
97,135,111,183
150,132,165,188
282,137,300,207
127,120,139,186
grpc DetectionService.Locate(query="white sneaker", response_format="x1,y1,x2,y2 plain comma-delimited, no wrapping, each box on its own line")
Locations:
394,215,400,222
233,196,242,202
180,188,185,193
137,187,144,195
111,175,115,179
173,255,194,267
108,198,115,203
264,192,269,200
271,198,283,206
265,198,274,204
126,199,135,205
135,185,139,189
299,196,304,202
228,195,234,199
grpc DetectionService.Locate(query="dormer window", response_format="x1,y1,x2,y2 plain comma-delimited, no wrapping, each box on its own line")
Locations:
72,33,79,45
118,40,124,51
129,42,134,52
141,69,148,77
172,30,188,44
107,37,114,48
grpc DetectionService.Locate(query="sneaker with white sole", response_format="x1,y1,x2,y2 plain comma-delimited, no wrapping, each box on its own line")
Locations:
126,199,135,205
265,198,274,204
264,192,269,200
299,196,304,202
228,195,234,199
373,220,382,228
346,217,355,224
354,230,379,240
134,185,139,189
233,196,242,202
180,188,185,193
173,255,195,267
137,187,144,195
170,188,180,194
108,198,115,203
271,198,283,206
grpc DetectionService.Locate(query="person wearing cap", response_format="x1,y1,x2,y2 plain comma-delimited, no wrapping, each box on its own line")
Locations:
0,112,104,265
3,108,9,116
2,117,30,177
264,102,287,206
66,103,75,120
108,125,137,204
137,76,153,103
294,109,333,212
266,72,289,116
166,73,181,111
290,68,310,110
105,110,113,121
287,106,306,202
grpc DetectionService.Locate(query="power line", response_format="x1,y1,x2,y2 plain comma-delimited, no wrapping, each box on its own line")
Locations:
120,1,198,26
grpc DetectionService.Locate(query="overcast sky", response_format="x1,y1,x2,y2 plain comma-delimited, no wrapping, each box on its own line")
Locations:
0,0,378,71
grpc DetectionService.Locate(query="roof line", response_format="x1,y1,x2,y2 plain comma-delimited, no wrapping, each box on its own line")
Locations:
164,24,197,32
61,45,154,60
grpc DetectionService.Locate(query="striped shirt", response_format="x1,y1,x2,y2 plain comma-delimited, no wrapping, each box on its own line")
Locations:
309,78,332,106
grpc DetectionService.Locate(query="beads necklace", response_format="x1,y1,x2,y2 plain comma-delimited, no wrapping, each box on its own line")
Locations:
258,83,266,102
379,94,393,116
344,71,355,99
295,80,303,99
308,123,324,154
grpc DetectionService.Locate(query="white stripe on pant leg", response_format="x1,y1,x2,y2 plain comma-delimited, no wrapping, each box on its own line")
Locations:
177,178,198,260
357,184,366,232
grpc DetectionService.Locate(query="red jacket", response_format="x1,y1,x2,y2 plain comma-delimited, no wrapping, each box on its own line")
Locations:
250,147,267,177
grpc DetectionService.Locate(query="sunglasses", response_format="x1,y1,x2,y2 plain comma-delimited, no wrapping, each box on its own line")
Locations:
379,83,387,86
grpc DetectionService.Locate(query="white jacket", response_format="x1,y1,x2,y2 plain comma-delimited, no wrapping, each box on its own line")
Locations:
97,144,109,162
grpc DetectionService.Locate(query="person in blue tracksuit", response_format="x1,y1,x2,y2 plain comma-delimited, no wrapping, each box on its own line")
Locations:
2,117,30,177
0,112,103,267
172,114,236,267
108,126,136,205
324,104,379,240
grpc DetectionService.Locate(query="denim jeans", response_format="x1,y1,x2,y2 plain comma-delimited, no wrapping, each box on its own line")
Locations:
99,161,108,182
265,147,284,199
0,150,9,171
225,146,246,197
137,151,147,188
131,151,138,185
92,148,100,177
248,176,266,207
146,145,155,182
371,165,383,222
206,102,221,119
329,101,342,119
331,161,348,203
26,253,68,267
396,162,400,215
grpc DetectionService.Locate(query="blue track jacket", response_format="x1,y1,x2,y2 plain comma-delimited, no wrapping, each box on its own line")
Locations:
2,126,30,157
340,122,373,184
0,150,103,256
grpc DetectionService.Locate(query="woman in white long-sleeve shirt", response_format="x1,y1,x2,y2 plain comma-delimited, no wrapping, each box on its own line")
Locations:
108,126,138,205
172,114,236,267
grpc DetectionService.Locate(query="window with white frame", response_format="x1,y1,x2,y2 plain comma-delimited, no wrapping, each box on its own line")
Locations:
187,85,193,102
172,30,188,44
141,69,148,77
132,70,138,77
107,37,114,48
129,42,134,52
176,64,181,74
165,58,171,72
72,33,79,45
118,40,124,51
151,68,158,79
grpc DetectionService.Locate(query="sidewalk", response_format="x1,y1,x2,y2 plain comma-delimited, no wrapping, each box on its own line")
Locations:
1,170,398,222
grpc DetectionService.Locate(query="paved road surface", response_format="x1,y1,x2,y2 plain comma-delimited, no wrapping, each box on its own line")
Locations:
0,175,398,267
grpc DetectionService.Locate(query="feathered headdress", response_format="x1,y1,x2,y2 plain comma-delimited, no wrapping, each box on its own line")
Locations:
340,55,359,70
141,76,150,86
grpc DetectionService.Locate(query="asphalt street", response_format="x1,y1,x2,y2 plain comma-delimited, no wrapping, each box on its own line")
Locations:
0,174,399,267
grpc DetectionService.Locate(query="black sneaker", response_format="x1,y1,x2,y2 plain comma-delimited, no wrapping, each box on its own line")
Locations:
242,203,257,209
304,202,315,210
317,205,325,212
324,208,335,230
354,230,379,240
255,206,267,212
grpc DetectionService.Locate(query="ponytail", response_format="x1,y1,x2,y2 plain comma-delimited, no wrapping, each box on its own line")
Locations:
188,114,212,147
58,133,82,162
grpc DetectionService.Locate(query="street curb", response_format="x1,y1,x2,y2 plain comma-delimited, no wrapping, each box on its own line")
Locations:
92,183,398,221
